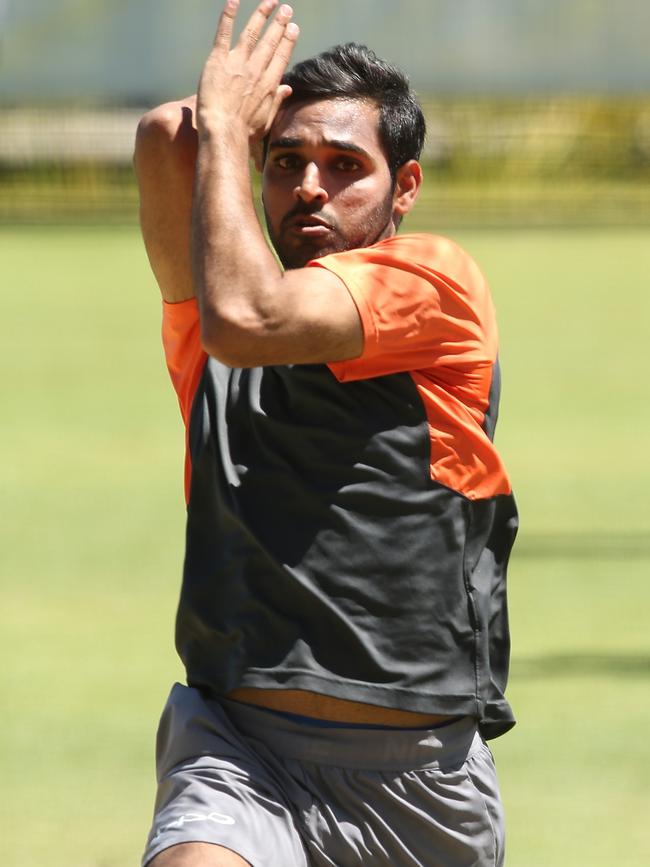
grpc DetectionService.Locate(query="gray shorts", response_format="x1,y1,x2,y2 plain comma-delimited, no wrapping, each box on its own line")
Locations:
142,683,504,867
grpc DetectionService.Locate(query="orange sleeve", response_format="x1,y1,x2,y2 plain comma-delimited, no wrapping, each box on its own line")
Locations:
311,233,509,499
161,298,207,502
309,233,498,384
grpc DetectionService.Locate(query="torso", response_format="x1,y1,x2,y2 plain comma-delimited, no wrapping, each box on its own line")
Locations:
164,235,517,740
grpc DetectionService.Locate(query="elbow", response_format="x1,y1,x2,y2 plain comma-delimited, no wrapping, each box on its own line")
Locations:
135,105,176,160
200,322,254,368
134,100,197,169
199,313,234,365
199,305,274,368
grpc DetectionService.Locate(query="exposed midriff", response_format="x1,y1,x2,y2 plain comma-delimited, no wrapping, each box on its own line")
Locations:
227,688,456,727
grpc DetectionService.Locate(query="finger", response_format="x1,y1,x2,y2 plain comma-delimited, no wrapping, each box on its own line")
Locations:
237,0,279,57
251,85,292,163
266,84,293,130
265,22,300,82
213,0,240,52
250,3,294,68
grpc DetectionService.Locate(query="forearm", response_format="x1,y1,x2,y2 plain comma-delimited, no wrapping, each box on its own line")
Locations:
192,121,285,352
185,0,361,367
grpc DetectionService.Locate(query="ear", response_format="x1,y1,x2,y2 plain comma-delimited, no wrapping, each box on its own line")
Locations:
392,160,423,219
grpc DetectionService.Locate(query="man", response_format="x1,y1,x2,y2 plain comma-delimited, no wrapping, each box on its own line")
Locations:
134,1,518,865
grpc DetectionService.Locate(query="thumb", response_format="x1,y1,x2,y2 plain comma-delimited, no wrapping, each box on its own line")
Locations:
264,84,293,135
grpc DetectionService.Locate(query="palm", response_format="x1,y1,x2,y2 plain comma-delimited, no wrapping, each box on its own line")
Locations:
196,0,299,143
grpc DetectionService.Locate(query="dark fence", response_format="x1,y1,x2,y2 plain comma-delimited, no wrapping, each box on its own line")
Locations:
1,98,649,226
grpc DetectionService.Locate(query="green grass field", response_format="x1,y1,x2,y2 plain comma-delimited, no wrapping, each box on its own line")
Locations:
1,223,649,866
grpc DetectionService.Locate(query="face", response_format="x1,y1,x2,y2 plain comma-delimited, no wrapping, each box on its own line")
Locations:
262,98,398,270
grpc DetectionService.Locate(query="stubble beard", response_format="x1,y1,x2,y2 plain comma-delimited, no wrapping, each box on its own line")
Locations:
264,190,396,271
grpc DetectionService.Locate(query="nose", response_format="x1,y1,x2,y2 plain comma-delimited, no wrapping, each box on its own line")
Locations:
294,162,329,204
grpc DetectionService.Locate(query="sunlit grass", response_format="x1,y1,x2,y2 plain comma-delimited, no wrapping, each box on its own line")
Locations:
1,224,649,866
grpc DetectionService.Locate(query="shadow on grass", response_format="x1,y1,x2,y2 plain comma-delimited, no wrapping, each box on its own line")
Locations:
511,652,650,679
513,532,650,560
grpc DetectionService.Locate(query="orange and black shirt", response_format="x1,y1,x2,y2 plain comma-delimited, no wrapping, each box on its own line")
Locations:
163,233,518,739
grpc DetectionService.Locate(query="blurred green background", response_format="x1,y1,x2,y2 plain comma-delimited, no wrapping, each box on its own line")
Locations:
1,2,649,866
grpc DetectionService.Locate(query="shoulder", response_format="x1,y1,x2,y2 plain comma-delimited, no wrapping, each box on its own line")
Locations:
369,233,484,281
314,232,478,270
312,233,490,300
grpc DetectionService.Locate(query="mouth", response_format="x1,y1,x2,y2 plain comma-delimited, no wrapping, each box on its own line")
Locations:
285,214,335,237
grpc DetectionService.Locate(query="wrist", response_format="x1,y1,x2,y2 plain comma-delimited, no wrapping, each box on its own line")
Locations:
196,107,247,143
198,126,251,169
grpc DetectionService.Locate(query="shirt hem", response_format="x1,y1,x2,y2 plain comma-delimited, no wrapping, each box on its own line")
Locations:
204,669,484,717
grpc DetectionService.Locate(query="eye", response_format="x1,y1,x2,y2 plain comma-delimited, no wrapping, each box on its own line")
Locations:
333,156,362,172
274,154,302,170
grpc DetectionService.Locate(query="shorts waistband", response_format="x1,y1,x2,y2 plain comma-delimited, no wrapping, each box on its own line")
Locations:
217,696,481,771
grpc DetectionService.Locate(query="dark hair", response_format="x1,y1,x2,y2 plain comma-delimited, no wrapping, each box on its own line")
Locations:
281,43,426,178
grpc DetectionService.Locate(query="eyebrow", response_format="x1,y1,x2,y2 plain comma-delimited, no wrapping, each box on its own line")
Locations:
267,137,371,160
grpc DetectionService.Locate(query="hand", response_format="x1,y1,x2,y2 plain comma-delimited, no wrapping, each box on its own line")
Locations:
196,0,299,146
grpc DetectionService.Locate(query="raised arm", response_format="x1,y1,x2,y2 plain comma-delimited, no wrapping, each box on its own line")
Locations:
191,0,365,367
134,96,198,302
